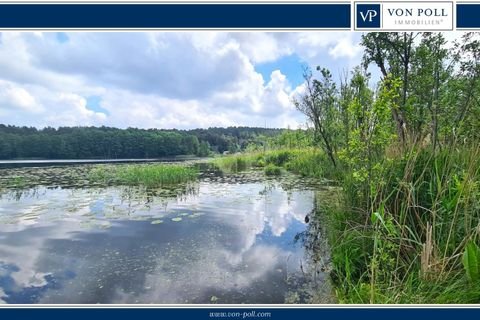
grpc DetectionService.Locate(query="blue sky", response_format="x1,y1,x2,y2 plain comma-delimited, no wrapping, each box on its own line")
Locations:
0,32,364,129
86,96,109,115
56,32,69,43
255,54,306,88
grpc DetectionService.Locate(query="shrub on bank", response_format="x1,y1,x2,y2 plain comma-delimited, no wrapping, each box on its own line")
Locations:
264,164,282,176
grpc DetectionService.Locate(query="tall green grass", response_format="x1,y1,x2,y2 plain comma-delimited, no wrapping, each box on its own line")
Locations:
327,145,480,303
89,163,197,187
264,164,282,176
211,148,334,178
211,153,263,173
216,145,480,303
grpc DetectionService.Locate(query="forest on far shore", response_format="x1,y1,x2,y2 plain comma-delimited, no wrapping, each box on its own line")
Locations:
0,125,284,160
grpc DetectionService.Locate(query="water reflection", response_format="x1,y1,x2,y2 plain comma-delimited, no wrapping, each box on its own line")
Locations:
0,170,331,304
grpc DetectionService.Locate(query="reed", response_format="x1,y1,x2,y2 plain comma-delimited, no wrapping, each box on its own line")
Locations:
89,163,197,187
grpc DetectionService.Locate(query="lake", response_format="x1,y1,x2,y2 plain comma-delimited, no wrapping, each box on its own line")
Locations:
0,163,332,304
0,157,199,169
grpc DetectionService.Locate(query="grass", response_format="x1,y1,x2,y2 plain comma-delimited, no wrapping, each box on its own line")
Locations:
213,145,480,303
8,176,27,189
211,148,335,179
89,163,198,188
325,145,480,303
210,153,263,173
264,164,282,176
0,176,29,190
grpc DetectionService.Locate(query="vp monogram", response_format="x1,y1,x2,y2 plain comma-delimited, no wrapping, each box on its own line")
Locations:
360,9,378,22
356,3,381,28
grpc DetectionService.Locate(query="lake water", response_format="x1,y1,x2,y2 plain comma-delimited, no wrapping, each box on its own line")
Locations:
0,157,198,169
0,165,332,304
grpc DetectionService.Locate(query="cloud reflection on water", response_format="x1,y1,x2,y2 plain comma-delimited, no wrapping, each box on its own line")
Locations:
0,175,320,303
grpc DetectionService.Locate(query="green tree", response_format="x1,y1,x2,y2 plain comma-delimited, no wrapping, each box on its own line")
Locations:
294,67,339,167
197,141,211,157
361,32,420,145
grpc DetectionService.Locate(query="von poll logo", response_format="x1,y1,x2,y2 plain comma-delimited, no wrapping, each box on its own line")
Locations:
356,4,381,28
355,2,454,31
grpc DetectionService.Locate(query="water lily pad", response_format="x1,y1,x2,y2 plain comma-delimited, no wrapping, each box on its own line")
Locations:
188,212,205,218
151,220,163,224
171,217,182,222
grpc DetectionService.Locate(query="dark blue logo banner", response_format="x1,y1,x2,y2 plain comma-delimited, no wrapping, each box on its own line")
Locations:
1,307,480,320
0,3,351,29
457,3,480,28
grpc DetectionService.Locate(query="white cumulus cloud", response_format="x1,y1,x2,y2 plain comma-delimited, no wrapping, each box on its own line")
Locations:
0,31,363,129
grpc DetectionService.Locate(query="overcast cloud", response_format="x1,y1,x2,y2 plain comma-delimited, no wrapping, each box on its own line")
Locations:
0,32,362,129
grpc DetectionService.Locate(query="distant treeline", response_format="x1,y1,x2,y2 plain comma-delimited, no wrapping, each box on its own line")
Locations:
0,125,282,159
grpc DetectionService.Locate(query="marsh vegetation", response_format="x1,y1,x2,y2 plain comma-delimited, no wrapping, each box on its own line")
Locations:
88,164,198,187
212,32,480,303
